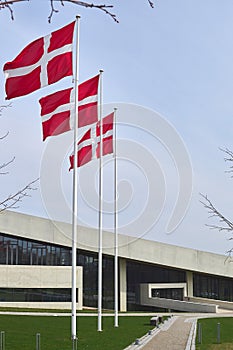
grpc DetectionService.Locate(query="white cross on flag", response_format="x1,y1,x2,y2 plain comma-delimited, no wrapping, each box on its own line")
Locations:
3,21,75,100
69,112,114,169
39,74,100,141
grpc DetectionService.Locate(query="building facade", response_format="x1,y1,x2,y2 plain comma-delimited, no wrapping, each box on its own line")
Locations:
0,210,233,312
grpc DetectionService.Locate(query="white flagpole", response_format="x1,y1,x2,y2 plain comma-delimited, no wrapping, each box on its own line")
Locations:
71,16,80,350
114,108,119,328
98,69,104,332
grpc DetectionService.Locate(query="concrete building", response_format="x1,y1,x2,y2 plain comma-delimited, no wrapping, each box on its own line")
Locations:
0,210,233,312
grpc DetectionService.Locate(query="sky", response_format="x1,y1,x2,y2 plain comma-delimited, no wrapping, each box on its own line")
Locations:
1,0,233,255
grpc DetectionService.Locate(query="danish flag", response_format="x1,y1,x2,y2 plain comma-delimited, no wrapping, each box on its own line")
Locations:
3,21,75,100
39,74,100,140
69,112,114,169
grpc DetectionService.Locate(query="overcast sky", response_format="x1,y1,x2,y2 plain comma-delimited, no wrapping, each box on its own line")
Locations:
1,0,233,255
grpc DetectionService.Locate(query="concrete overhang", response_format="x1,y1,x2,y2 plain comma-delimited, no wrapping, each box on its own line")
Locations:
0,210,232,279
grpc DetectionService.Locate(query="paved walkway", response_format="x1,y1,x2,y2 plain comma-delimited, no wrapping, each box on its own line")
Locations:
124,315,196,350
140,316,193,350
123,312,233,350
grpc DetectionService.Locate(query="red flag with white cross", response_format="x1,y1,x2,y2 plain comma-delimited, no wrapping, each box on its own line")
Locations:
39,74,100,140
69,112,114,169
3,21,75,100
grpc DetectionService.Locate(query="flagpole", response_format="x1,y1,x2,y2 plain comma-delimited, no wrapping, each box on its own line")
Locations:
98,69,103,332
114,108,119,328
71,16,80,350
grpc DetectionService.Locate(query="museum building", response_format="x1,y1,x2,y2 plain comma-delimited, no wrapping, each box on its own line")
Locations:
0,210,233,313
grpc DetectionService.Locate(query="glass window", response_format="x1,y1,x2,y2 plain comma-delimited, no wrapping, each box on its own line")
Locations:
0,288,75,302
127,260,186,310
193,273,233,302
151,288,183,300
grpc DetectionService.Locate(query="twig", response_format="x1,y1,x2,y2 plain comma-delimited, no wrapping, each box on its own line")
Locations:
0,0,28,20
51,0,119,23
48,0,59,23
0,103,12,116
200,193,233,232
219,147,233,176
148,0,154,8
0,156,15,174
0,0,154,23
225,248,233,263
0,178,39,212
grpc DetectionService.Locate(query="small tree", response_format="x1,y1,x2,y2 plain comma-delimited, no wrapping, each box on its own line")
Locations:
200,148,233,259
0,105,38,213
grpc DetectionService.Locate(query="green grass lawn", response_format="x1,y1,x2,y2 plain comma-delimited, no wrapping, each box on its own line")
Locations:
0,315,154,350
196,317,233,350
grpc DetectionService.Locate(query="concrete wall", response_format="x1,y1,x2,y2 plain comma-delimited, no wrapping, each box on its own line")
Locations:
140,284,218,313
1,210,233,280
186,271,193,297
0,265,83,310
119,258,127,312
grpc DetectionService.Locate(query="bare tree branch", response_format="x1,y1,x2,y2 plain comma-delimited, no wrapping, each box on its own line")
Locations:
0,103,12,116
0,105,13,174
201,147,233,259
226,248,233,262
0,104,14,174
0,0,27,4
49,0,119,23
0,178,39,212
201,192,233,260
0,103,38,212
0,0,154,23
148,0,154,8
200,193,233,233
48,0,59,23
0,0,28,20
0,156,15,175
219,147,233,176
